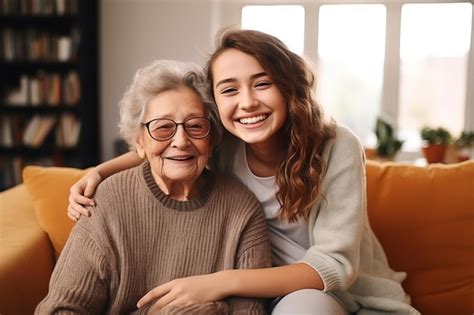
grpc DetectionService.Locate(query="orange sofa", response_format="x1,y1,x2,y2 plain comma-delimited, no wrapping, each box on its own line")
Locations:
0,160,473,315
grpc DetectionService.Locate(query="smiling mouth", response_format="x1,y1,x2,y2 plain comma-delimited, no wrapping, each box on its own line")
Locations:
165,156,195,161
238,114,268,125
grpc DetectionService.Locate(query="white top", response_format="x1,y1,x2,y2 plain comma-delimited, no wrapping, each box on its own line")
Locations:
232,142,309,266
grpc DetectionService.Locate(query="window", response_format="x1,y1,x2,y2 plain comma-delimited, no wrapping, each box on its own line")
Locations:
239,1,473,156
317,4,386,144
241,5,305,55
398,3,472,150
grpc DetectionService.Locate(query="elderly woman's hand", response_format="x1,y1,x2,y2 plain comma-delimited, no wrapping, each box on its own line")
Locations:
67,168,102,221
138,273,229,312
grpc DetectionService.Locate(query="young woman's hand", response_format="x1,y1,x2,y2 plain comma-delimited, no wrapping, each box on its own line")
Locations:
137,273,228,311
67,168,102,221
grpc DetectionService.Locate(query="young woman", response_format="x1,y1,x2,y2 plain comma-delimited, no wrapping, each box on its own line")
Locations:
68,29,419,314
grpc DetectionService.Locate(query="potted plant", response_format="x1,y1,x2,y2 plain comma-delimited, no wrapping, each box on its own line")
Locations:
455,131,474,162
420,127,452,163
370,117,404,161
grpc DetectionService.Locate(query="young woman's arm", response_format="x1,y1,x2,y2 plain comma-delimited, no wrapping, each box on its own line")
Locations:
137,263,323,310
222,263,324,297
67,151,143,220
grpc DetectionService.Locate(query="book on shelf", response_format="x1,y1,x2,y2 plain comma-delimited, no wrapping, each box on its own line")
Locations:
63,70,80,105
33,116,56,146
1,115,26,147
22,115,56,147
57,36,71,61
56,113,80,147
9,115,24,146
35,71,48,104
5,75,28,105
29,77,41,105
56,0,66,15
1,117,13,147
48,73,61,105
22,115,41,145
2,29,14,61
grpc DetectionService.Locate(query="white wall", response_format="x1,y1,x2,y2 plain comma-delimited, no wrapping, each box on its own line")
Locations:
100,0,233,160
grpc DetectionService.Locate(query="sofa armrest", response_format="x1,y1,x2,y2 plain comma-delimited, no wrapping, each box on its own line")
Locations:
0,184,55,315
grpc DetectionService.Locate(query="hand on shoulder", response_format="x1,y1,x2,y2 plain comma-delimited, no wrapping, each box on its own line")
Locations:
67,168,102,221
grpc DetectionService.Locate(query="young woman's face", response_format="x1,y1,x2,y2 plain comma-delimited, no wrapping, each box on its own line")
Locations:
211,48,287,145
135,87,211,193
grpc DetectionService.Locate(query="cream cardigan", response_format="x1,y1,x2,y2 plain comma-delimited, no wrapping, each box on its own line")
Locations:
214,125,420,314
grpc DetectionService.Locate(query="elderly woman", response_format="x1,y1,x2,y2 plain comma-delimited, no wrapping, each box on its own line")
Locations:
35,60,271,314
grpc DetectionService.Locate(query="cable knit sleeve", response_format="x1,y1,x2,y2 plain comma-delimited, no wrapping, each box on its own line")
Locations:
32,182,120,315
34,222,110,314
300,125,366,292
227,200,272,314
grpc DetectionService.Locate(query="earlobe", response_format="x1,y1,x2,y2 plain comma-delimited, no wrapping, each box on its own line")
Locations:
136,147,146,159
135,137,146,159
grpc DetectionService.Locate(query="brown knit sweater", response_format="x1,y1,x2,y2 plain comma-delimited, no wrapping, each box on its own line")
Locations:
35,162,271,314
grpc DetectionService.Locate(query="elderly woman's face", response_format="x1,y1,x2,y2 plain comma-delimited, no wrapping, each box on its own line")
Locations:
136,87,211,194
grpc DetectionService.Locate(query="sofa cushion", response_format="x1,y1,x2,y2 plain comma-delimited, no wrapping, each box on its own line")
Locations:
22,166,87,259
0,184,55,315
366,160,474,315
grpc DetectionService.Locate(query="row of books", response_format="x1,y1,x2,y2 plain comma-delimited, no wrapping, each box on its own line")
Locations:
0,113,81,148
4,71,80,106
1,28,80,62
0,0,78,16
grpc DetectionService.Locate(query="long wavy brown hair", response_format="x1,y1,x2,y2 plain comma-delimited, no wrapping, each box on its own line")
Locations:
207,29,336,223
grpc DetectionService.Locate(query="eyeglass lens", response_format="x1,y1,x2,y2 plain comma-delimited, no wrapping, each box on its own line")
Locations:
146,117,210,140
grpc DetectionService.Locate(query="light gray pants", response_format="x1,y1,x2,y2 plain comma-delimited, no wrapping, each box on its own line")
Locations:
271,289,348,315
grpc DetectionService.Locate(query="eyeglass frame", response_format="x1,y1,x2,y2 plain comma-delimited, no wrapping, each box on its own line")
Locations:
141,117,211,141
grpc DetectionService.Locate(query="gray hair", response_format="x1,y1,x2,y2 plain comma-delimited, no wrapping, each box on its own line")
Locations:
118,60,222,151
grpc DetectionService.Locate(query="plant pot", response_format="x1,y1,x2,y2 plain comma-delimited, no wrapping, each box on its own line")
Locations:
364,148,395,162
422,144,447,163
364,148,377,160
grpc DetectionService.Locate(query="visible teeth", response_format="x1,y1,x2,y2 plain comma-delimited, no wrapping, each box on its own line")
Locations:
239,115,267,125
169,156,192,161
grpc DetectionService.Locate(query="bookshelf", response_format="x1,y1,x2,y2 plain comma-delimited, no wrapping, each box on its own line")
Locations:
0,0,99,191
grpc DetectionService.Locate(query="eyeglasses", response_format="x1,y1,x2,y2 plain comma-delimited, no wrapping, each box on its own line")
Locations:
142,117,211,141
